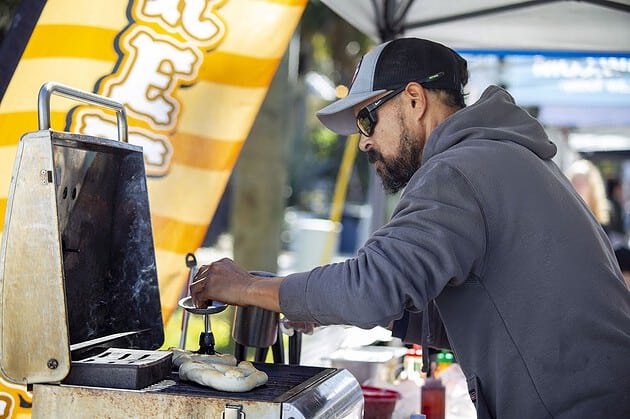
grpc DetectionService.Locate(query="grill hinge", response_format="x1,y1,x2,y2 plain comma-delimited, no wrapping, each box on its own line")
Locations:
222,404,245,419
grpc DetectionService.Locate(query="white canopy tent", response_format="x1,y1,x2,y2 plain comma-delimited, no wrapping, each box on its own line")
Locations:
320,0,630,53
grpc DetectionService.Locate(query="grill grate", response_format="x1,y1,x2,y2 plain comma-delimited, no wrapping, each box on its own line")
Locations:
151,363,336,402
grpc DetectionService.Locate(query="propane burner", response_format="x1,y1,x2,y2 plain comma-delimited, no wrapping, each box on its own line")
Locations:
178,296,227,354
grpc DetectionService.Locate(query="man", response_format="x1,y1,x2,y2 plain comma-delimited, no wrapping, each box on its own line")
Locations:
191,38,630,418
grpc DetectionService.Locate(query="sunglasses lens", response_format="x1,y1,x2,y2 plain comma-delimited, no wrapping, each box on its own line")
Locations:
356,110,373,136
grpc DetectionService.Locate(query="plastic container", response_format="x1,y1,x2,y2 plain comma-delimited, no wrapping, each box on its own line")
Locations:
328,346,407,384
433,351,454,377
361,385,401,419
401,344,423,383
420,377,445,419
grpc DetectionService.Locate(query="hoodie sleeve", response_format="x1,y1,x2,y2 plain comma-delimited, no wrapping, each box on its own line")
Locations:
391,303,452,349
280,161,486,329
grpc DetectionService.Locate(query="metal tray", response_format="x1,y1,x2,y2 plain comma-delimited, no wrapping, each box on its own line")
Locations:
63,348,172,390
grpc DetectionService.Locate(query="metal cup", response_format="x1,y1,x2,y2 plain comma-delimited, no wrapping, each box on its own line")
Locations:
231,271,279,348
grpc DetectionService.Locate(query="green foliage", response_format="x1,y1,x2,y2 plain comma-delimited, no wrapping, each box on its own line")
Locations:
284,1,374,211
311,125,338,158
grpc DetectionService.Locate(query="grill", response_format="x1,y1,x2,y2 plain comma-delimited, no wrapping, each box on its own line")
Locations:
0,83,363,418
34,362,362,418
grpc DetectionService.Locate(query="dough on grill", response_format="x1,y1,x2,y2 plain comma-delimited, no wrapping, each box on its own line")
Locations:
178,359,268,392
169,348,237,368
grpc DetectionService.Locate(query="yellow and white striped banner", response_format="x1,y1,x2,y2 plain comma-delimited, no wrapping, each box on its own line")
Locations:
0,0,305,316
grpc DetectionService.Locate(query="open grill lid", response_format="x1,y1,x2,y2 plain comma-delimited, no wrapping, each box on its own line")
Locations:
0,83,164,384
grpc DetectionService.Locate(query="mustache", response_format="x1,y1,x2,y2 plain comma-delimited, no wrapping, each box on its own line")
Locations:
367,149,382,164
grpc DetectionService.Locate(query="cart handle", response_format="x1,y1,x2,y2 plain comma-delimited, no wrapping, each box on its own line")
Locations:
38,82,128,143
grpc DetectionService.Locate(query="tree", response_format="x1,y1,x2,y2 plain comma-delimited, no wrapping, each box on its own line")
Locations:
230,1,373,273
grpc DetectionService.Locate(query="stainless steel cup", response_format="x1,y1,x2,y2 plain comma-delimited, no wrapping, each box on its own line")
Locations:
231,271,279,348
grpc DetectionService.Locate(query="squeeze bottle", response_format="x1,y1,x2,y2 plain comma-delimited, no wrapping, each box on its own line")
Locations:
420,377,445,419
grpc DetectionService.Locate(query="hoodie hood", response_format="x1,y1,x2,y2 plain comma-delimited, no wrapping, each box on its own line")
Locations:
423,85,557,164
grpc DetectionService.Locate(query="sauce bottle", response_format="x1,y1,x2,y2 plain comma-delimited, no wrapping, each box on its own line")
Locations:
420,377,445,419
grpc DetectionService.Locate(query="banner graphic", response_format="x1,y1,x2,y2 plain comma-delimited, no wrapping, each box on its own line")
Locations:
1,0,305,318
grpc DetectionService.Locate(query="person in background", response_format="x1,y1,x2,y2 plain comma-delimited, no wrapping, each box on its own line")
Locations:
606,177,630,287
606,177,626,237
565,159,610,229
613,246,630,288
191,38,630,418
566,160,630,284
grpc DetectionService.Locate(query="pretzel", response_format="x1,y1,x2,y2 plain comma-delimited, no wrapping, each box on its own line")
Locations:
169,348,237,368
178,360,268,392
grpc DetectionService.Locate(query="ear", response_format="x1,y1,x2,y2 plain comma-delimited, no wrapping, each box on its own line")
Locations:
403,82,427,116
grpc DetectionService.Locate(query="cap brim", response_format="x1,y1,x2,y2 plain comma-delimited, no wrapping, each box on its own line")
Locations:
316,89,387,135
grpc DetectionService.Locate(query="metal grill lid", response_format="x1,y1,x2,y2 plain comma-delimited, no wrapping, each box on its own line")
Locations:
0,83,164,385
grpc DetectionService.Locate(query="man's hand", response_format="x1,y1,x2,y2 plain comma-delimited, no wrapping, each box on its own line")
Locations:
280,318,318,336
190,258,250,308
190,258,283,312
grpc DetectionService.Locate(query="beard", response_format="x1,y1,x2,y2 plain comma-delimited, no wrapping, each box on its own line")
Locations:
367,119,424,194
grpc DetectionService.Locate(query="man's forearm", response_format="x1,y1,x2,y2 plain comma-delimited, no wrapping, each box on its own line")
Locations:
245,275,284,312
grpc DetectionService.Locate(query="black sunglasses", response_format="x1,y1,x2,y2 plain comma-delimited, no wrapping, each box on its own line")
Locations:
355,72,445,137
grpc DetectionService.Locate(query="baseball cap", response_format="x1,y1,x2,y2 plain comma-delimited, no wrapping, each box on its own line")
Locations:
316,38,467,135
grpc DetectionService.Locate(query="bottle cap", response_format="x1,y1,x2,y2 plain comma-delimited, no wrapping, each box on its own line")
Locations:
423,377,444,388
438,350,454,364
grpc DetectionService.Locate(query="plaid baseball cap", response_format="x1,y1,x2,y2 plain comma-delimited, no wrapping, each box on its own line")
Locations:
316,37,467,135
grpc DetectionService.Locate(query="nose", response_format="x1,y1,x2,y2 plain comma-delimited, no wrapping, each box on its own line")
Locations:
358,134,372,152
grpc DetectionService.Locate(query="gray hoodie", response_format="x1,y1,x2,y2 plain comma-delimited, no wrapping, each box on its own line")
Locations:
280,86,630,418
